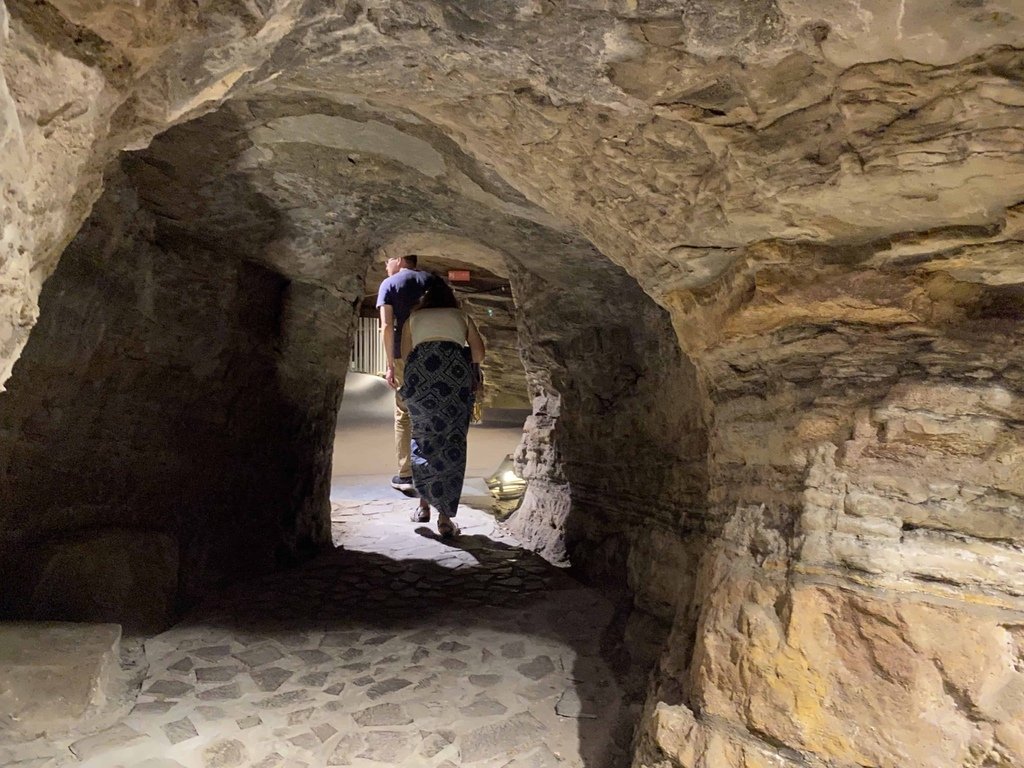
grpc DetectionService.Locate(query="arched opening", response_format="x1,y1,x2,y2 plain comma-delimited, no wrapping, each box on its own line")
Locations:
0,98,709,766
336,237,529,508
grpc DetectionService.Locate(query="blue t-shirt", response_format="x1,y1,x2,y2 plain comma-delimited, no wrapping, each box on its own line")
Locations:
376,269,432,359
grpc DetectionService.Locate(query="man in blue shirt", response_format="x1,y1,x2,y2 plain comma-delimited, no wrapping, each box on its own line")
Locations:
377,254,432,493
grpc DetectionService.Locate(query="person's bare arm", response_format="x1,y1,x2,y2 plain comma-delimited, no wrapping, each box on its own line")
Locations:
466,315,485,364
380,305,397,388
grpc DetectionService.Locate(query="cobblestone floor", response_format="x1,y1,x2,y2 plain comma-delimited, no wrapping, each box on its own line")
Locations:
8,499,631,768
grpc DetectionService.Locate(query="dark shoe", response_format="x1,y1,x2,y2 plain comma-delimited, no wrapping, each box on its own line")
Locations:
411,504,430,522
391,475,414,492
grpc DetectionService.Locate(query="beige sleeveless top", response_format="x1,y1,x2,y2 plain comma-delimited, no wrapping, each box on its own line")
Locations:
409,308,468,348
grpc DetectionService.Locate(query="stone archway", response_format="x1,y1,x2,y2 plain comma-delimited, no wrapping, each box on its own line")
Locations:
0,95,711,650
0,93,716,766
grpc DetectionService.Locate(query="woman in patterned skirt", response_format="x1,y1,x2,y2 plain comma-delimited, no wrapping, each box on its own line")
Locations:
399,276,486,538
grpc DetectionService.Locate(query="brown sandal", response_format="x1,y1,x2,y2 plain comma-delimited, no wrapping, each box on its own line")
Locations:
437,516,460,539
411,504,430,522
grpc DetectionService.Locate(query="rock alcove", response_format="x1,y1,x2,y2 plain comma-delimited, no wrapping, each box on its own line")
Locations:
1,1,1023,766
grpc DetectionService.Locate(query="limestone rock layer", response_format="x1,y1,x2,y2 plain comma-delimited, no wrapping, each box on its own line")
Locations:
1,1,1023,766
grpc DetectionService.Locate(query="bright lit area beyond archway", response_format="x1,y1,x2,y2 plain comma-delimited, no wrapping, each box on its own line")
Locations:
330,368,530,538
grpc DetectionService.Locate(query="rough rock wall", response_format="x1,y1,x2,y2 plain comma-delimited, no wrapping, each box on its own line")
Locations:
0,0,310,388
0,0,121,387
634,243,1024,767
505,253,710,693
461,291,529,410
0,167,348,631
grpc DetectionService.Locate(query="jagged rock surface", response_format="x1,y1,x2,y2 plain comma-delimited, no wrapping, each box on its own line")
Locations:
1,1,1023,766
634,241,1024,767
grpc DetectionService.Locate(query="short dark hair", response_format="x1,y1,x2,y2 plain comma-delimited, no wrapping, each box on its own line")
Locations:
401,254,418,267
415,275,459,310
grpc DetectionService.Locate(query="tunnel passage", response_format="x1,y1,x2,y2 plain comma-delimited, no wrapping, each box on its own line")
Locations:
0,89,712,711
3,3,1024,767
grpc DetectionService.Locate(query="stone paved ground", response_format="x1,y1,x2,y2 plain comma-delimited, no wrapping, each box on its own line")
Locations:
6,500,631,768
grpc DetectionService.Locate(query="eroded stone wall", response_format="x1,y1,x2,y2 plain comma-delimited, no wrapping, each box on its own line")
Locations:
0,167,349,631
461,291,529,411
505,253,711,698
634,243,1024,767
0,0,311,387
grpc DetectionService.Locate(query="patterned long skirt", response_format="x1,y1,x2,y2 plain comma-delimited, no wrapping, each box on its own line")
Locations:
399,341,473,518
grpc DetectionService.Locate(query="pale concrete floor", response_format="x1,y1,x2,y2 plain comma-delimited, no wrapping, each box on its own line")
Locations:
331,372,526,513
2,377,633,767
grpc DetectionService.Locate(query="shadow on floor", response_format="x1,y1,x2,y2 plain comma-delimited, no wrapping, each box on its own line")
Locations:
159,523,639,768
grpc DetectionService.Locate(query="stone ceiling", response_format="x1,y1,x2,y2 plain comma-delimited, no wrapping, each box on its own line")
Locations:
123,94,610,298
3,0,1024,383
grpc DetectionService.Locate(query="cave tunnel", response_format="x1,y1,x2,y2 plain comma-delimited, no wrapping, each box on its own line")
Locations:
2,3,1024,767
0,98,710,767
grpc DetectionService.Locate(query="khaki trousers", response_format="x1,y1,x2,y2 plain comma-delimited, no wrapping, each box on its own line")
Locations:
394,359,412,477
